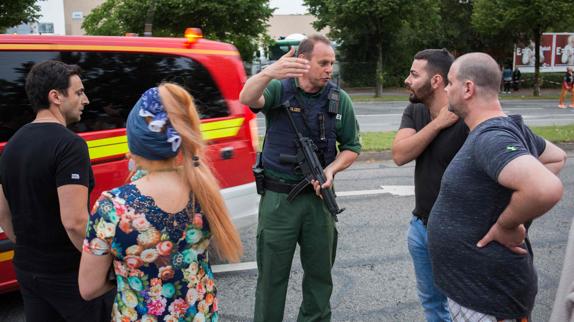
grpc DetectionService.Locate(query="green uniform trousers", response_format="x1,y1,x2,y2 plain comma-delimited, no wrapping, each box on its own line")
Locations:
254,189,338,322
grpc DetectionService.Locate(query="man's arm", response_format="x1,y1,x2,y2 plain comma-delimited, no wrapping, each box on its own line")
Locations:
392,106,459,166
239,47,309,109
477,155,563,254
0,186,15,243
538,140,567,174
58,184,89,251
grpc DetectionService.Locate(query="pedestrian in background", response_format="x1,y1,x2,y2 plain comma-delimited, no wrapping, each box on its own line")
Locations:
240,34,361,321
502,65,513,94
0,60,113,322
78,83,243,321
429,52,566,321
392,48,468,322
512,67,522,92
559,66,574,108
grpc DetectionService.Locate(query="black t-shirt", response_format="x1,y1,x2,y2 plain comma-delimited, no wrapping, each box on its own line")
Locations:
399,103,469,223
428,115,546,318
0,123,94,273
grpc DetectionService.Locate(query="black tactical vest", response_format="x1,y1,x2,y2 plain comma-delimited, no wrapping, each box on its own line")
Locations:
262,78,339,176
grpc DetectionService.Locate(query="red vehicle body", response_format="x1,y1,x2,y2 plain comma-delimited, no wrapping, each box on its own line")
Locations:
0,33,259,293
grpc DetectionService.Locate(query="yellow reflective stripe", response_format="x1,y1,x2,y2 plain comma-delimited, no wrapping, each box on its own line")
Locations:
87,135,128,160
88,141,129,160
0,251,14,262
86,135,127,148
86,118,244,159
0,44,239,56
200,117,244,141
200,118,244,131
202,128,239,140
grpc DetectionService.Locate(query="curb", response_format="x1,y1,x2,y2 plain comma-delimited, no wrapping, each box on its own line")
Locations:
357,142,574,162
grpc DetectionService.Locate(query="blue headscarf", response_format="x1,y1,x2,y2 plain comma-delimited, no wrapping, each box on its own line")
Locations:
126,87,182,160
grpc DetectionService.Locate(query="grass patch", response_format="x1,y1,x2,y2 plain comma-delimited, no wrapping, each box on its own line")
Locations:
360,131,396,151
499,93,561,100
531,124,574,143
259,124,574,152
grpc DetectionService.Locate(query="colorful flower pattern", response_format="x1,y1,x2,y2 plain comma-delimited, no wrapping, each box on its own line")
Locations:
84,184,218,321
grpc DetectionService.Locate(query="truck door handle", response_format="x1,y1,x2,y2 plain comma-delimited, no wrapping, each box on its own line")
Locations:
220,147,234,160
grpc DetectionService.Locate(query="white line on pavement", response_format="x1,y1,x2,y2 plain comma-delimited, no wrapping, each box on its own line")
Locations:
212,261,257,273
212,186,414,274
338,185,415,197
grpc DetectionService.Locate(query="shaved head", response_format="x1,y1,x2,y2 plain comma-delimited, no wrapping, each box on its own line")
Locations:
453,53,501,96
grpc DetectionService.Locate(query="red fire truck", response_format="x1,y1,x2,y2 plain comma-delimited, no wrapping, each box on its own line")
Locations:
0,30,259,293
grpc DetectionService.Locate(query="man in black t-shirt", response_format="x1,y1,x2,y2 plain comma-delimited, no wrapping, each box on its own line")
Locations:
0,61,112,321
392,49,468,322
428,52,566,320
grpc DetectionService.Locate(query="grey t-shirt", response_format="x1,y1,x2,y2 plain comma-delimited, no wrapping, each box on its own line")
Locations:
428,115,546,319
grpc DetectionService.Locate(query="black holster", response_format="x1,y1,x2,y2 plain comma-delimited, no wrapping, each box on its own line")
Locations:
253,152,265,195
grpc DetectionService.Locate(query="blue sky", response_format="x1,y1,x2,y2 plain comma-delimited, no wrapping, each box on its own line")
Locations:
269,0,307,15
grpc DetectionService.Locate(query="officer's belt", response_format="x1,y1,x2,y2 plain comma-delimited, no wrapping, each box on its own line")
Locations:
264,177,314,195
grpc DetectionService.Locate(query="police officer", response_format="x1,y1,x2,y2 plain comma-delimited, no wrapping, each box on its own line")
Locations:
239,34,361,321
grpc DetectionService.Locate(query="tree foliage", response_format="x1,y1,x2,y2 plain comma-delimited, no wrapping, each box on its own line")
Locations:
305,0,439,96
305,0,574,94
472,0,574,95
82,0,273,61
0,0,40,31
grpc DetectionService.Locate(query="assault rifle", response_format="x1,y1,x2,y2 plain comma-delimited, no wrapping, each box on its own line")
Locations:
279,104,344,221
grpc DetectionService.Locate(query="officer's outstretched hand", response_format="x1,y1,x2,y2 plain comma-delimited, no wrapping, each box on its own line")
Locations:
311,168,334,198
262,47,309,80
476,222,528,255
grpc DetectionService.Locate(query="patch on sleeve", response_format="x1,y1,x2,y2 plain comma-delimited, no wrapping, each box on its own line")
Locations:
71,173,80,180
336,114,342,120
506,145,518,152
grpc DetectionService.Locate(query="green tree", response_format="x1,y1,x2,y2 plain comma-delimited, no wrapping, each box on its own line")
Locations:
82,0,273,61
305,0,443,96
472,0,574,96
0,0,40,32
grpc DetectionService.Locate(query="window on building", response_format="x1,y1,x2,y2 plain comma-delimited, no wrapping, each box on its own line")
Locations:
37,23,54,34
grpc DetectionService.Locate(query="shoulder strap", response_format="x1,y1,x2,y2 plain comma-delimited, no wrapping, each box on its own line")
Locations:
327,78,340,114
280,78,298,107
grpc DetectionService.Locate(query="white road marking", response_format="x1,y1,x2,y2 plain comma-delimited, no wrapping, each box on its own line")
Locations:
338,185,415,197
213,186,415,274
212,261,257,273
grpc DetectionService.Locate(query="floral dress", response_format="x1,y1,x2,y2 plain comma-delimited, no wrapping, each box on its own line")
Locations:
84,184,218,322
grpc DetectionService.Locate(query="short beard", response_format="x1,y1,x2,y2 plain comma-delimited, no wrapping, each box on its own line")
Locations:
408,81,433,104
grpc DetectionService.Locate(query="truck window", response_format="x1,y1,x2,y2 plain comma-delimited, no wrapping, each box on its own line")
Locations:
0,51,229,142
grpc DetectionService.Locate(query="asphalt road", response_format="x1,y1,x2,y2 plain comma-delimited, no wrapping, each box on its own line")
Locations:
2,152,573,321
256,99,574,133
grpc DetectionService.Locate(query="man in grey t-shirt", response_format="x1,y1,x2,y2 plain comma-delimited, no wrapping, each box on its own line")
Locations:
428,52,567,321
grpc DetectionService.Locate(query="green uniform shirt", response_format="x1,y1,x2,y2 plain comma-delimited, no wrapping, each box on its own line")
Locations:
261,79,361,181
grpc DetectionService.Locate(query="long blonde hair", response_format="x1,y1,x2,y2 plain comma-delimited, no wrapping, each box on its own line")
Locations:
158,82,243,263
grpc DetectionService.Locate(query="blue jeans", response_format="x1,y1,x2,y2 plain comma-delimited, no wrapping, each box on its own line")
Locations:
407,216,451,322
